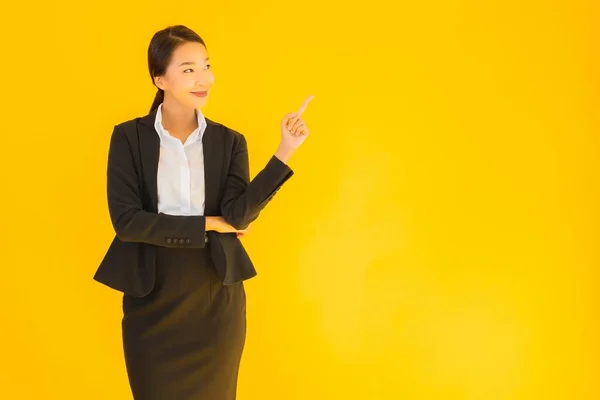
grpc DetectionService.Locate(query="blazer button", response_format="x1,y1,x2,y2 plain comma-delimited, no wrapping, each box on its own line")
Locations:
178,238,184,244
166,238,172,244
185,238,191,244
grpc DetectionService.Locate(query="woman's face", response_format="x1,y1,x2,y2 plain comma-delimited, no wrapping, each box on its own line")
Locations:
154,41,214,109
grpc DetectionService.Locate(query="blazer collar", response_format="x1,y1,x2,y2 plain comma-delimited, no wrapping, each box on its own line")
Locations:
137,108,223,214
153,104,207,144
138,107,215,131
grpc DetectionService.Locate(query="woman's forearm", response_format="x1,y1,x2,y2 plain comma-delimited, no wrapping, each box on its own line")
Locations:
274,143,296,164
205,216,217,231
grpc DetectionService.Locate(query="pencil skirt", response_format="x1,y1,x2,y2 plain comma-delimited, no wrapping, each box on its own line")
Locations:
121,245,247,400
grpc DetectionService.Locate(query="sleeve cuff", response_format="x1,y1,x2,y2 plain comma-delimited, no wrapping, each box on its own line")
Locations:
267,155,294,179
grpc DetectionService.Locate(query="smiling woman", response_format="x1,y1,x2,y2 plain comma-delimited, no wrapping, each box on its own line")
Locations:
149,41,213,117
92,24,314,400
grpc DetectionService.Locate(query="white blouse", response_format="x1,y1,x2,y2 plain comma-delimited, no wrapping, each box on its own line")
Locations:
154,103,207,216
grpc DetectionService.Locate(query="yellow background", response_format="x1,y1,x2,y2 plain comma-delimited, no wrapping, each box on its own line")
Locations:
1,0,598,399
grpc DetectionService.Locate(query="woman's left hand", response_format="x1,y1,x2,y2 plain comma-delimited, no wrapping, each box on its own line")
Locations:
280,95,314,149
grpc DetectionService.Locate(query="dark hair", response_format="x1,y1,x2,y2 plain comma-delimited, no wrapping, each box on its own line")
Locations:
148,25,207,113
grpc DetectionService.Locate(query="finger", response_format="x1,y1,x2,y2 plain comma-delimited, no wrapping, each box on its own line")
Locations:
282,116,293,130
297,125,309,136
285,113,300,130
282,112,295,123
297,95,314,116
291,118,304,133
292,121,305,136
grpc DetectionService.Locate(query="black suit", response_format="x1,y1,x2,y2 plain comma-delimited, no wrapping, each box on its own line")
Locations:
93,108,295,399
93,108,294,297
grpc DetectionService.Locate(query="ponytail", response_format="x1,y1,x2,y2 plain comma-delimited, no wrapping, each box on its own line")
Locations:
149,88,164,113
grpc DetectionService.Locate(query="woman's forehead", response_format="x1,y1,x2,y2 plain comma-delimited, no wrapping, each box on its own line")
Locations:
171,42,209,64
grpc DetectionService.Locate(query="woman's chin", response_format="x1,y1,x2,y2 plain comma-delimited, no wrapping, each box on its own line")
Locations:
189,93,208,107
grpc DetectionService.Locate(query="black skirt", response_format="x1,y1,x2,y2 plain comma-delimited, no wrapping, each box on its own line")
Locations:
121,244,247,400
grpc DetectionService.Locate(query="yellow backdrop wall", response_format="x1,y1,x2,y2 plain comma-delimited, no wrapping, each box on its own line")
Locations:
0,1,598,399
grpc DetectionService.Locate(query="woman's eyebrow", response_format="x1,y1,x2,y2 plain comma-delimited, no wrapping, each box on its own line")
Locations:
178,58,210,67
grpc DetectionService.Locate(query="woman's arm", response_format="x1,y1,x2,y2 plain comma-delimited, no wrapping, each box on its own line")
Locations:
220,133,294,230
219,96,312,230
106,124,208,247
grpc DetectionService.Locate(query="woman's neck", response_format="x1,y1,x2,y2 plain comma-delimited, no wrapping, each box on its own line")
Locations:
160,97,198,136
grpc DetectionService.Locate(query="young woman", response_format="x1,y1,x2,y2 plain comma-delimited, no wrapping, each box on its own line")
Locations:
93,25,312,399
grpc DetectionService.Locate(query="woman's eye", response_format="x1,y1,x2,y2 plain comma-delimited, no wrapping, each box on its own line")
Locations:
184,65,210,73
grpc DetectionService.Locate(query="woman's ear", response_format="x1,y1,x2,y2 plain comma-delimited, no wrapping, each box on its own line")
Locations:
153,75,165,90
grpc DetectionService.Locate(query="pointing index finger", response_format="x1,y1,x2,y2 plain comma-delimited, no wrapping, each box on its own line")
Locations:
297,95,314,115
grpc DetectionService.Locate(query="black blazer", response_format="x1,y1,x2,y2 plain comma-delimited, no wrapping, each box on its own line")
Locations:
93,108,294,297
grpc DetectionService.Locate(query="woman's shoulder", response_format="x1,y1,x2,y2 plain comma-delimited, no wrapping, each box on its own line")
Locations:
115,118,138,130
205,117,246,143
112,114,143,135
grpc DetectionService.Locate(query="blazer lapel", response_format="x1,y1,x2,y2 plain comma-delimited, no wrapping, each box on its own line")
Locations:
137,110,223,215
202,119,223,216
137,110,160,212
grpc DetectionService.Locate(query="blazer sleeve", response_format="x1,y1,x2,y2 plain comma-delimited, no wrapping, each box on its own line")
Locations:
107,124,207,248
220,133,294,230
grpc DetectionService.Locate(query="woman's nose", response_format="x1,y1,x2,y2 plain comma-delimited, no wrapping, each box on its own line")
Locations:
197,71,214,85
196,79,211,88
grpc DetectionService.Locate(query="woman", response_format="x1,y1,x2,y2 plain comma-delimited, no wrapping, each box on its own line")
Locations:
93,25,312,399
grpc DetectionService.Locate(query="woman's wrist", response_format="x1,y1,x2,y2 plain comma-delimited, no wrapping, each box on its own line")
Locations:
275,143,296,164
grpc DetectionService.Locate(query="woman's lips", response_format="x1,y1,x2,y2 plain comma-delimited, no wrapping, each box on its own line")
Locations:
192,91,207,97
